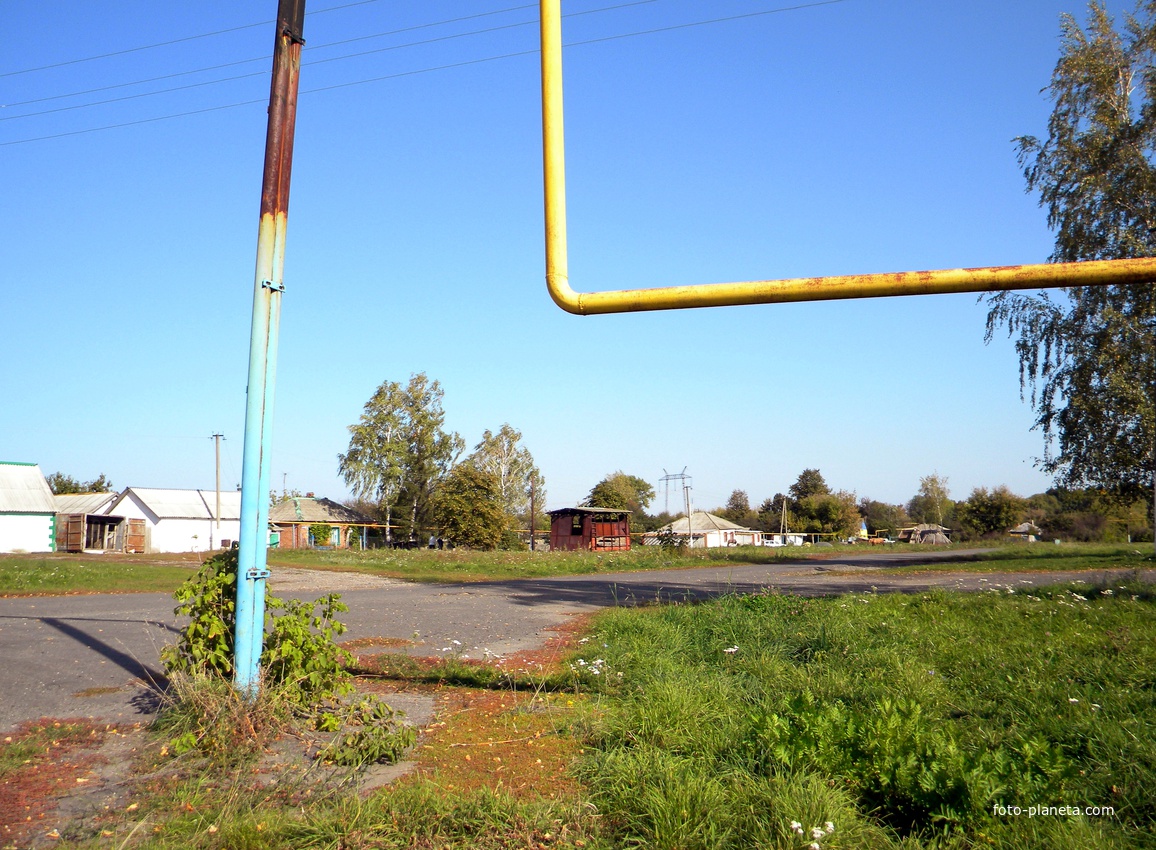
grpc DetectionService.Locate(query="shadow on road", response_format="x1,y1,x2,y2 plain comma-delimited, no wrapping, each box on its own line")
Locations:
38,617,170,688
469,575,908,609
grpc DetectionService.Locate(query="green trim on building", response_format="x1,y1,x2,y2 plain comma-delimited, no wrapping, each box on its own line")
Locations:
0,461,38,467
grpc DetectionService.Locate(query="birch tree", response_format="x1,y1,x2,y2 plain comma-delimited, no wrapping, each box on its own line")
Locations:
338,373,462,541
467,423,546,526
986,1,1156,506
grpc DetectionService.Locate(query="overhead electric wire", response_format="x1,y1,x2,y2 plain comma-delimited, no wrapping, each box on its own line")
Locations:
0,0,387,79
2,2,656,122
1,2,541,108
0,0,850,148
1,55,269,110
0,0,657,124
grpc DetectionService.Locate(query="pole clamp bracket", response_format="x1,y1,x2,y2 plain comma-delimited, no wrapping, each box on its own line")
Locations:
246,568,271,581
261,279,285,292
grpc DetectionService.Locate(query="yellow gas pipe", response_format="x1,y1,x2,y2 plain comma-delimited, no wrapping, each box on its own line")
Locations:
539,0,1156,315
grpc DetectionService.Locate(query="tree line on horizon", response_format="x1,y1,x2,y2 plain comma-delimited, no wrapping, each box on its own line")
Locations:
582,468,1152,544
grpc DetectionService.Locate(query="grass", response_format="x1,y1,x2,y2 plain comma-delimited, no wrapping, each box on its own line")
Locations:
573,578,1156,848
265,540,1152,584
879,541,1156,575
267,544,795,582
21,575,1154,848
2,542,1151,597
0,553,200,596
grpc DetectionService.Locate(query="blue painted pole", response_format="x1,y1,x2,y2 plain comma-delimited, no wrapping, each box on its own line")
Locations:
235,0,306,698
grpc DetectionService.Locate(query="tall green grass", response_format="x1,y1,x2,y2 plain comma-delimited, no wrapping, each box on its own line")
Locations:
575,581,1156,848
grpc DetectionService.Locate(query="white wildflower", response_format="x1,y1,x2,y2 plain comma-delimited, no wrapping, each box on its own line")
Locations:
825,821,835,834
790,820,803,835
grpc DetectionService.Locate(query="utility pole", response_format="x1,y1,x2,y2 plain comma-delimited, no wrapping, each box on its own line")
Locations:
235,0,306,699
529,477,536,552
683,481,693,548
211,433,224,537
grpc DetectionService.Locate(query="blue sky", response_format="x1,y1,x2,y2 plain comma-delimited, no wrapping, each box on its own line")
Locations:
1,0,1132,514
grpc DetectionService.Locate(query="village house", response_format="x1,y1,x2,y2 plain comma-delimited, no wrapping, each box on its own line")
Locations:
0,462,57,553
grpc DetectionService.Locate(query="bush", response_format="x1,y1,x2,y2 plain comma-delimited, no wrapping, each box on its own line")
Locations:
309,523,332,547
159,550,414,766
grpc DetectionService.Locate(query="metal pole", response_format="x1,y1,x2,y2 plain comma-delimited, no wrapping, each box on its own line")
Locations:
213,434,223,532
235,0,305,698
683,483,693,548
529,477,536,552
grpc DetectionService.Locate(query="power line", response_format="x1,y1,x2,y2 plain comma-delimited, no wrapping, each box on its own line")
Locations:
1,4,542,108
563,0,849,50
0,0,851,148
0,0,387,79
1,1,655,122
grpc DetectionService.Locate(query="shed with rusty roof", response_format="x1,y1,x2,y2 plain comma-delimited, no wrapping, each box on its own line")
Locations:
547,506,631,552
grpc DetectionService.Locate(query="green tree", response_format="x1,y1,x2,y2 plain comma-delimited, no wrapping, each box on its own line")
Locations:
717,489,757,527
338,373,463,541
956,486,1027,539
907,474,953,526
756,493,795,532
789,468,829,502
430,465,505,550
986,1,1156,510
795,490,860,537
586,471,655,514
45,472,114,495
859,498,910,536
466,424,546,529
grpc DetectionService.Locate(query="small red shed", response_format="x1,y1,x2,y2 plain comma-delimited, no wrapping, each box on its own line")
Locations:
548,507,631,552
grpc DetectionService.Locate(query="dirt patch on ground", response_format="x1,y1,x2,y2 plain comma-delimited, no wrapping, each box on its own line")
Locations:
0,719,143,849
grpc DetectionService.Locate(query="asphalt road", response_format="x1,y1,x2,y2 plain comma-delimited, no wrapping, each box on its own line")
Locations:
1,550,1149,733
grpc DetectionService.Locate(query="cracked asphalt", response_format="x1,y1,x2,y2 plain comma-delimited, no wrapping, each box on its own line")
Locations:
1,549,1149,733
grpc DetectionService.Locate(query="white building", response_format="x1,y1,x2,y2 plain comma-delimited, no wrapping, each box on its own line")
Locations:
109,488,242,553
0,462,57,553
645,510,764,549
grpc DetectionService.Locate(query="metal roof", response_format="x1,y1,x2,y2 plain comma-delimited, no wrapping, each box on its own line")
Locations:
53,492,118,516
0,462,57,514
547,506,632,516
122,488,242,520
268,497,376,525
659,511,752,534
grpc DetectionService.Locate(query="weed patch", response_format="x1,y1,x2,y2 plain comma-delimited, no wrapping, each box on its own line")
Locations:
156,550,415,771
576,581,1156,847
